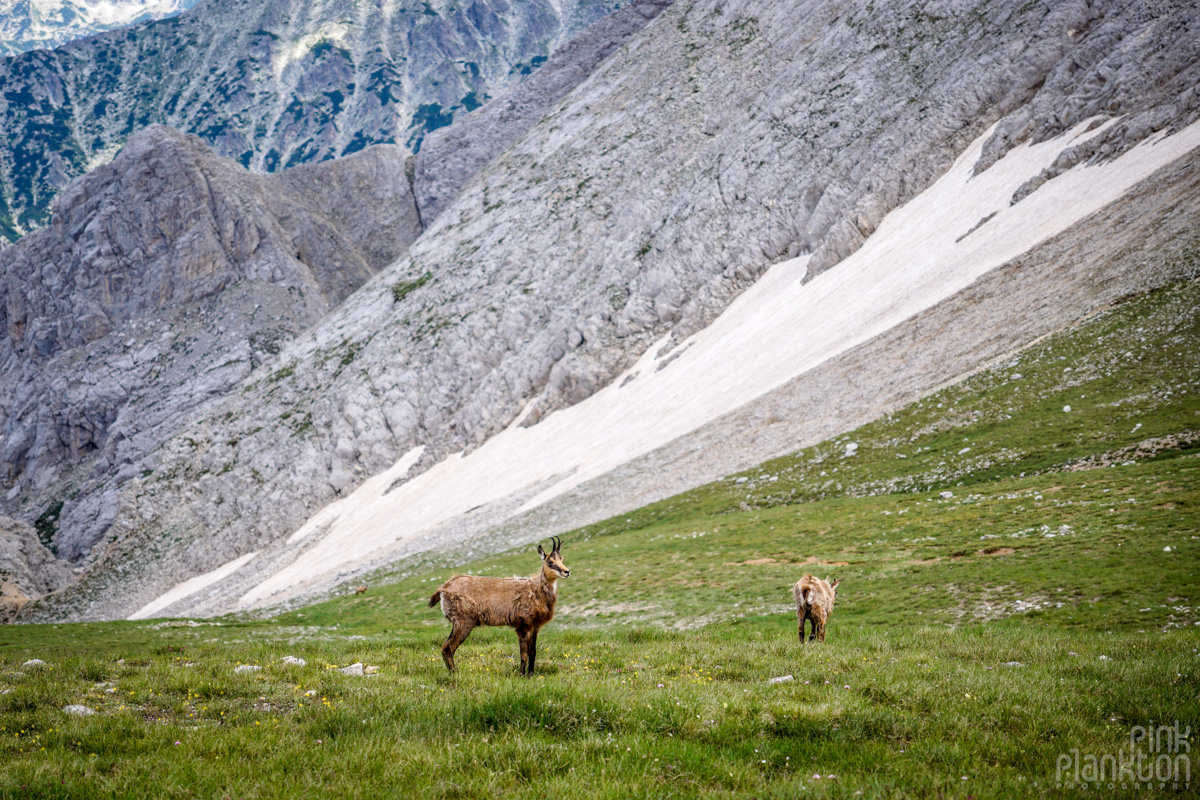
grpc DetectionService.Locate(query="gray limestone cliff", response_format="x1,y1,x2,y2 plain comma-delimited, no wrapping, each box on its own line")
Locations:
0,515,72,622
0,124,420,560
413,0,674,222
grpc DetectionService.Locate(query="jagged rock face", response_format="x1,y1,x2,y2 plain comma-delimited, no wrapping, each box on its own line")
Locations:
0,124,420,559
413,0,673,222
3,125,415,359
18,0,1200,621
0,514,72,622
0,0,202,56
0,0,623,241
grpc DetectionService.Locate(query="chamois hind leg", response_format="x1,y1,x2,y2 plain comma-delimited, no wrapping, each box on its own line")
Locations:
517,627,533,676
442,619,475,672
797,607,806,645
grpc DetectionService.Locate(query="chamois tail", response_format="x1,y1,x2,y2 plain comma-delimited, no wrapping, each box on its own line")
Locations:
427,590,442,608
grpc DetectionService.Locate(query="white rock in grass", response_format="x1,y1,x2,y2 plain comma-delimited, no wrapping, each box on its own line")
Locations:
1099,655,1110,661
940,491,954,499
63,705,96,716
1164,546,1172,552
340,663,365,676
281,656,307,666
1063,405,1072,412
21,659,47,669
769,674,794,684
1000,661,1024,667
305,690,318,697
234,665,261,674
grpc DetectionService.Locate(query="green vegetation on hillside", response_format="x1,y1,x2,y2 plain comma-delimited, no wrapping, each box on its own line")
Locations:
1,279,1197,798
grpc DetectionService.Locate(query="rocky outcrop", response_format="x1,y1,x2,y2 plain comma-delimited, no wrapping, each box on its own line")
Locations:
414,0,674,222
0,0,623,240
16,0,1200,621
0,124,420,559
0,515,72,622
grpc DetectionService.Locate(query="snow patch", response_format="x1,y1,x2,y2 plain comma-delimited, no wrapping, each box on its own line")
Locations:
128,549,259,620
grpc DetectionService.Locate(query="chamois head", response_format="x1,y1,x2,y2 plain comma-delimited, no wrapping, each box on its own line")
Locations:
537,536,570,579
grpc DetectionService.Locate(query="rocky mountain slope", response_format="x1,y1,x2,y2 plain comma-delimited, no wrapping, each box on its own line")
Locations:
0,125,421,562
0,514,71,621
9,0,1200,621
413,0,673,223
0,0,624,241
0,0,671,577
0,0,201,56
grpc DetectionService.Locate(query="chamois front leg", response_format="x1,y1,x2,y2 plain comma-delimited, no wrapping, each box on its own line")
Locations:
815,614,827,643
517,627,533,676
442,619,475,672
528,633,542,676
797,608,806,645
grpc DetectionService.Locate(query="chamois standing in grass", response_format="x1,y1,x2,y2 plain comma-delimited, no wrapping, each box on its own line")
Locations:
354,585,368,596
794,574,841,644
428,536,570,675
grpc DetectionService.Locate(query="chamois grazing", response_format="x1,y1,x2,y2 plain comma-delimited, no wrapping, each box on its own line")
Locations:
428,536,570,675
794,574,841,644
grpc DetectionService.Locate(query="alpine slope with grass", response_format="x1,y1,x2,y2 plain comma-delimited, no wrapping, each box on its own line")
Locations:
1,270,1197,798
15,0,1200,623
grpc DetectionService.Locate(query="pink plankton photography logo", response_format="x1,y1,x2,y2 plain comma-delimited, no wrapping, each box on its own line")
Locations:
1056,721,1191,791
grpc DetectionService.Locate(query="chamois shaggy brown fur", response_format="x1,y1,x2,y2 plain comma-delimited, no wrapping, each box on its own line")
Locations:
794,574,841,644
428,536,570,675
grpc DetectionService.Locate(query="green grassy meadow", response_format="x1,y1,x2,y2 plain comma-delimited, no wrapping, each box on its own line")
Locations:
2,279,1199,798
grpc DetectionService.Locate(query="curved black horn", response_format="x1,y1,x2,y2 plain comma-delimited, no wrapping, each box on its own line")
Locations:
552,536,561,553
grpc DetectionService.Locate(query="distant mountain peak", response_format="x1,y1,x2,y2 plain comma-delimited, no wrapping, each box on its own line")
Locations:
0,0,202,55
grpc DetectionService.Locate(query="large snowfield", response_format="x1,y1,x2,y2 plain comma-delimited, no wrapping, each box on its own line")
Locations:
130,115,1200,619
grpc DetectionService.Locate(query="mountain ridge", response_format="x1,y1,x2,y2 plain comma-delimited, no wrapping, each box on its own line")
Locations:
0,0,625,240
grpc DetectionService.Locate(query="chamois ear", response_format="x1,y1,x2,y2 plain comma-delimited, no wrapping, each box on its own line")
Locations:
538,544,547,559
830,578,841,590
